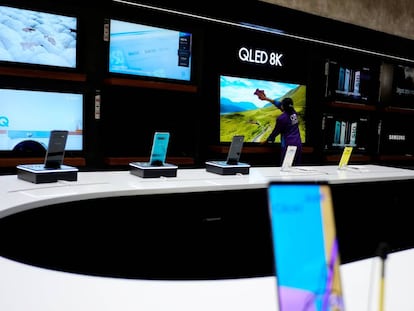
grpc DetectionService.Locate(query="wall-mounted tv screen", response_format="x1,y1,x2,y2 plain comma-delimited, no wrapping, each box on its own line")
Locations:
321,112,370,153
109,19,192,82
0,88,83,152
219,75,306,144
378,114,414,156
324,59,377,104
0,5,77,69
391,64,414,109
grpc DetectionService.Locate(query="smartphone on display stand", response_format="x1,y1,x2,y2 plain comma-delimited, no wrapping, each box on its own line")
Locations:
267,181,346,311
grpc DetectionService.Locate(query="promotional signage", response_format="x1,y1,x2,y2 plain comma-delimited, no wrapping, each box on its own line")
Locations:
238,47,283,67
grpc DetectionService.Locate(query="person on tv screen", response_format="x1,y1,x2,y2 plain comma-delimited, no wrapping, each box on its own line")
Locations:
254,89,302,165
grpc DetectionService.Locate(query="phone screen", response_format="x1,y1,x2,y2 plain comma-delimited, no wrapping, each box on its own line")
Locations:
44,130,68,169
149,132,170,165
226,135,244,164
267,182,345,311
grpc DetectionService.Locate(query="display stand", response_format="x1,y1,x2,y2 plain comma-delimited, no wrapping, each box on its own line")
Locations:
129,162,178,178
205,161,250,175
16,164,78,184
338,146,353,170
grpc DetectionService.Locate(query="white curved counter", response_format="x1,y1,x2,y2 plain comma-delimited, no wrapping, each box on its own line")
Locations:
1,164,414,311
1,164,414,219
1,244,413,311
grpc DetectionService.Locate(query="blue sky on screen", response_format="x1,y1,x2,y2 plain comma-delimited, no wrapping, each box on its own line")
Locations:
220,75,300,108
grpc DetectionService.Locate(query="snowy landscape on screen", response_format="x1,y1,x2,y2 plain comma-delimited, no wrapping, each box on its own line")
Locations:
0,6,77,68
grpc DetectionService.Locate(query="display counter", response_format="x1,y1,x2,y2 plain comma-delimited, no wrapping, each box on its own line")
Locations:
2,164,414,219
0,164,414,310
0,241,413,311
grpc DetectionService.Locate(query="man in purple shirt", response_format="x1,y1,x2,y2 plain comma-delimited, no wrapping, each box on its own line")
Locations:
255,90,302,165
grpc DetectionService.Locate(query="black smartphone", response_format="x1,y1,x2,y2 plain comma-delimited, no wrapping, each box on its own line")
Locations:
226,135,244,165
267,181,346,311
44,130,68,169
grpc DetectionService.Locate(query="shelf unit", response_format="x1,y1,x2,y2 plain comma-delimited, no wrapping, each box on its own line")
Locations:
0,67,87,82
103,78,198,93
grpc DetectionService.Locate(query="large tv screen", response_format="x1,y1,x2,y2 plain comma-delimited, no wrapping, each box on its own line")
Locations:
109,19,193,82
0,5,77,69
219,75,306,144
391,64,414,109
378,114,414,156
0,88,83,152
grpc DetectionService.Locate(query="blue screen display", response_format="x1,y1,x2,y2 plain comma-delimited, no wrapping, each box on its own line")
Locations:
0,88,83,151
109,19,192,82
